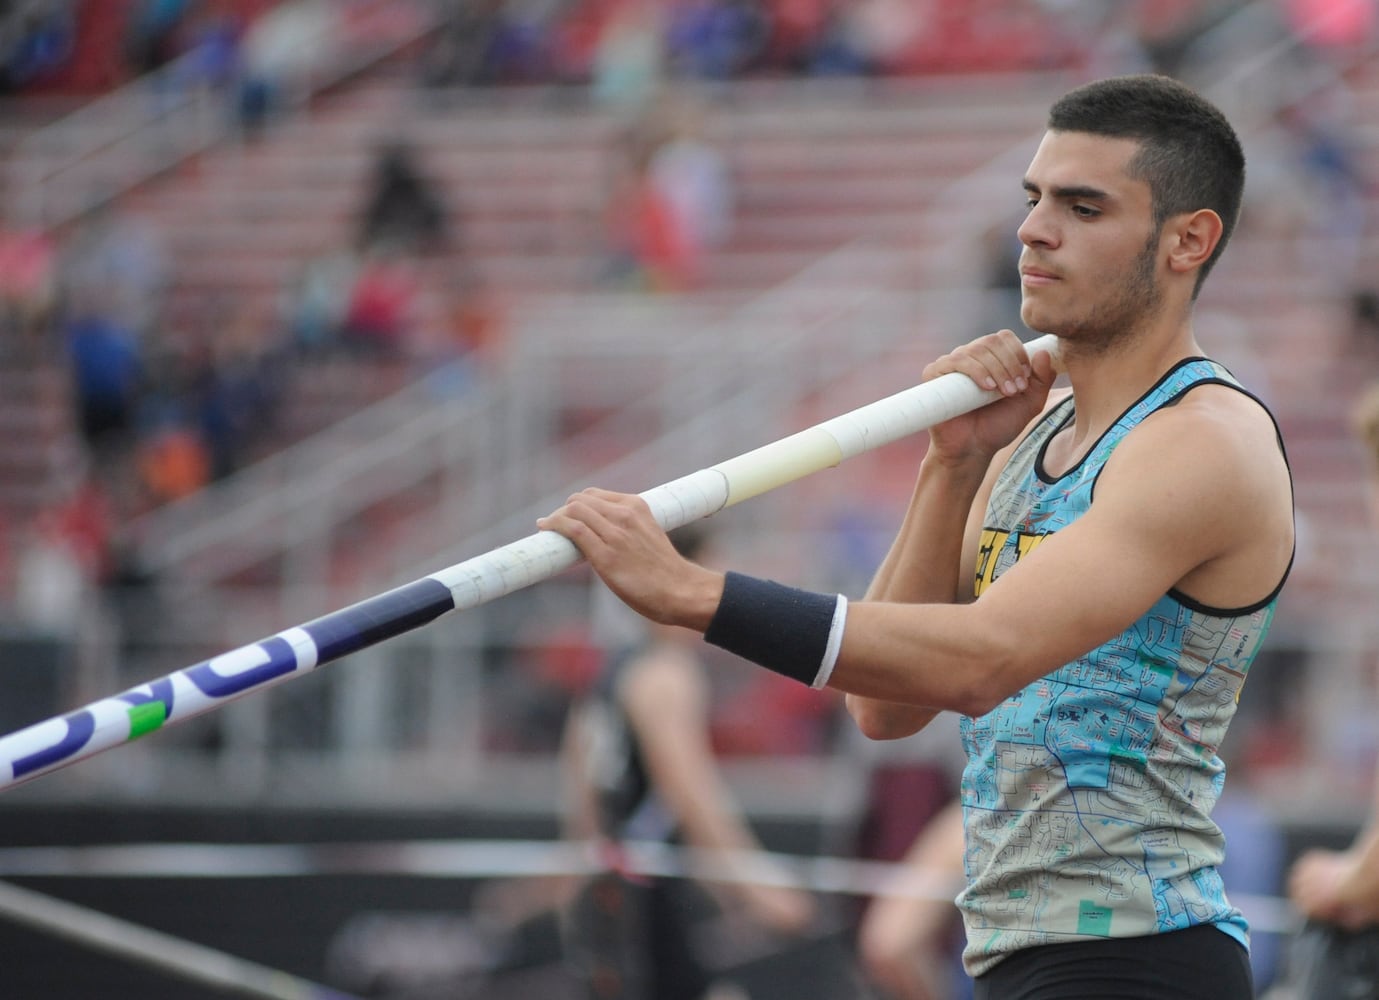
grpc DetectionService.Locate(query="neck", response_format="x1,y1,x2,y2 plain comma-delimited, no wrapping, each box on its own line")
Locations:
1057,316,1200,450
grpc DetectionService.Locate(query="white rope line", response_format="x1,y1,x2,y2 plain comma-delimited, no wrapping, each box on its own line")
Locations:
0,837,1302,935
0,879,360,1000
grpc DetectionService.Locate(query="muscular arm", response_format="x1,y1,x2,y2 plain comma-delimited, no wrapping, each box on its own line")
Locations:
831,398,1292,714
843,450,998,739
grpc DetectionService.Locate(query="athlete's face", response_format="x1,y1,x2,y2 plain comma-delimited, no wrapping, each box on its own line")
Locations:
1016,130,1165,350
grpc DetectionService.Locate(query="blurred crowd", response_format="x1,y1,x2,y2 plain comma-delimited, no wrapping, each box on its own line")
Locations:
8,1,1370,104
0,0,1370,696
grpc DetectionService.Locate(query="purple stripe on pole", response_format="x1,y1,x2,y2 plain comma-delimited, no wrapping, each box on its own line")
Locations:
11,710,95,778
185,636,301,699
301,579,456,662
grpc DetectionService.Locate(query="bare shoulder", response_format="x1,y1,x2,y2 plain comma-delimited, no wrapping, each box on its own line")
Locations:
1109,381,1292,605
1116,381,1289,503
1142,381,1284,466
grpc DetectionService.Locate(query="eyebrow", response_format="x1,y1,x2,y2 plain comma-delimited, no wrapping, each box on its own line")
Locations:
1022,178,1112,202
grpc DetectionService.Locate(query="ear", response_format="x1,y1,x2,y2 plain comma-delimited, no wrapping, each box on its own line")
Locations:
1164,209,1223,276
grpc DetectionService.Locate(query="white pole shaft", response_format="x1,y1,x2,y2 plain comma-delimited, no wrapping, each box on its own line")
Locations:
0,336,1060,790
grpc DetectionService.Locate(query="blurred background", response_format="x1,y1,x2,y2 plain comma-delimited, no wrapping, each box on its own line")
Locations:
0,0,1374,997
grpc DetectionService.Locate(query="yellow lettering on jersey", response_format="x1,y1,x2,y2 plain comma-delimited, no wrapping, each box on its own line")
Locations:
974,529,1050,597
1018,532,1046,561
974,528,1007,597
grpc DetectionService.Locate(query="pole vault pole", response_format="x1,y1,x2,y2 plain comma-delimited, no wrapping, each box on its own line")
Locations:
0,335,1061,791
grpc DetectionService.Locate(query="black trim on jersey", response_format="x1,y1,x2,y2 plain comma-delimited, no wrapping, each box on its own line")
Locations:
1016,358,1293,618
1155,376,1295,617
1033,356,1216,486
1028,396,1076,484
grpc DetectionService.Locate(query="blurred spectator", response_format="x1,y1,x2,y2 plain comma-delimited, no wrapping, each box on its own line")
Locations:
1239,73,1372,288
647,95,735,287
234,0,337,138
836,700,968,997
63,293,144,465
0,210,57,352
599,124,693,292
665,0,771,81
58,199,168,340
799,5,871,76
15,466,114,635
418,0,502,88
546,0,612,84
193,302,284,479
471,0,563,85
355,138,452,256
1278,380,1379,999
15,511,88,634
413,264,507,392
130,330,201,503
757,0,828,71
1279,84,1373,287
857,799,968,1000
841,0,926,75
340,243,423,357
560,524,817,1000
447,267,506,367
279,245,359,356
170,8,244,96
136,415,211,506
591,0,665,113
1283,0,1378,64
1121,0,1225,79
0,0,77,93
122,0,193,77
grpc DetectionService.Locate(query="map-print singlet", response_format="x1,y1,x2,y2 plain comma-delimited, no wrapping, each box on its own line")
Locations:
958,357,1292,977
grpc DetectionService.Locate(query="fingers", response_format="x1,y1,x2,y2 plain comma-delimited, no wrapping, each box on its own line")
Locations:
536,488,652,553
924,330,1032,397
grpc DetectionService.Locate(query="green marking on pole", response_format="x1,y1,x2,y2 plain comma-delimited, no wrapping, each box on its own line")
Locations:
127,702,168,740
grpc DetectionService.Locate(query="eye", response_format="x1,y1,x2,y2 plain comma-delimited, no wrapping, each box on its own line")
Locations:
1072,204,1100,219
1024,197,1039,210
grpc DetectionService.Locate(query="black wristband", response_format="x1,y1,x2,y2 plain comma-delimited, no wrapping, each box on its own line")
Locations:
704,571,844,687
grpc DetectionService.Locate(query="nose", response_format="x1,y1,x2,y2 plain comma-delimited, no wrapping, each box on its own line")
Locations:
1018,203,1057,250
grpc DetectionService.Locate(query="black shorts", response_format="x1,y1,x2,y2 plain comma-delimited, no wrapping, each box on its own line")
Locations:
972,924,1253,1000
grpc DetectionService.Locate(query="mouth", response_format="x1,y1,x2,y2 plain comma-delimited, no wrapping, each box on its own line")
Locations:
1020,267,1060,287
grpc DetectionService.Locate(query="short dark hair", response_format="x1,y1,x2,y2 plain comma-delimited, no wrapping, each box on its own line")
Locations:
1048,74,1245,294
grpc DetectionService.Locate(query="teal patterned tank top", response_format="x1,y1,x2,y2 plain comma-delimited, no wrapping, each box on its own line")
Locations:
958,357,1291,977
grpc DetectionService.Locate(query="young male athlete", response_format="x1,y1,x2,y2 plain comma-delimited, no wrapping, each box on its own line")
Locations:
538,74,1295,1000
